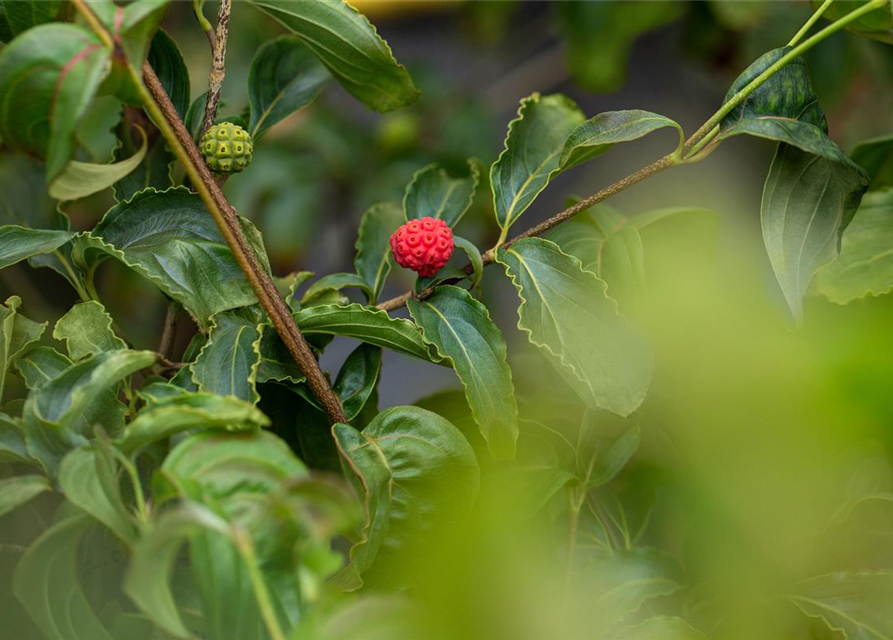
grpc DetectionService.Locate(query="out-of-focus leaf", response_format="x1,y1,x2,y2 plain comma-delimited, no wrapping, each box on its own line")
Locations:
248,0,419,112
408,286,518,460
0,413,36,464
191,312,263,404
560,110,683,171
403,160,479,227
499,238,653,417
789,571,893,639
333,343,381,422
333,406,479,588
852,135,893,190
355,201,404,303
615,616,707,640
248,35,330,139
491,93,584,233
15,347,72,391
13,515,115,640
53,301,126,361
1,295,46,403
815,0,893,43
91,0,169,69
48,131,148,201
813,189,893,304
0,0,60,42
0,474,50,519
0,227,74,271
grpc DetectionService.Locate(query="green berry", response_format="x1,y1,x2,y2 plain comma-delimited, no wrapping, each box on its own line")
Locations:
200,122,254,174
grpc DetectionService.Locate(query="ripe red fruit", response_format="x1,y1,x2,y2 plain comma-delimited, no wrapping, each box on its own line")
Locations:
390,216,454,277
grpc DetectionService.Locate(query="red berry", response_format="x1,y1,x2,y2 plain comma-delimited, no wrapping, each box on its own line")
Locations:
390,216,454,277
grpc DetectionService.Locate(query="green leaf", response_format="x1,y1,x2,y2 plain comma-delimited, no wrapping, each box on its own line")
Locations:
73,188,266,330
762,143,868,319
58,447,138,544
255,326,305,385
403,160,479,227
91,0,169,69
248,35,330,139
0,226,74,270
0,23,111,183
302,272,373,305
498,238,653,417
789,571,893,640
355,201,404,303
813,189,893,304
615,616,707,640
585,423,641,489
249,0,419,112
53,301,126,361
293,303,439,362
408,286,518,460
13,515,115,640
491,93,584,232
23,349,155,476
125,504,232,640
852,135,893,190
191,312,263,404
48,130,148,201
555,1,683,93
0,412,36,464
816,0,893,43
0,0,60,42
15,346,72,390
560,110,683,171
149,28,190,119
118,390,270,453
334,343,381,422
1,295,46,403
333,406,479,588
0,474,50,519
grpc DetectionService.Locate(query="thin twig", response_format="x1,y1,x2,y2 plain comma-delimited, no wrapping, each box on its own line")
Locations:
199,0,231,138
158,300,179,361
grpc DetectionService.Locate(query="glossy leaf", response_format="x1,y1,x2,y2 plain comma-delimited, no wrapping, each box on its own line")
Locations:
191,312,263,404
789,571,893,640
408,286,518,460
74,188,266,330
813,189,893,304
293,303,438,362
0,474,50,519
255,326,305,385
333,343,381,422
0,0,60,42
0,226,74,271
58,447,137,544
249,0,419,112
560,110,683,171
333,406,479,588
491,93,584,232
53,301,126,361
499,238,653,417
148,28,190,119
248,35,330,139
120,391,269,454
355,201,404,303
762,144,868,319
0,24,111,183
13,515,115,640
852,135,893,190
403,160,479,227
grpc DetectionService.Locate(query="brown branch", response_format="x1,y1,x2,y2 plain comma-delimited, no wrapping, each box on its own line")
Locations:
199,0,231,138
141,63,346,424
376,154,675,313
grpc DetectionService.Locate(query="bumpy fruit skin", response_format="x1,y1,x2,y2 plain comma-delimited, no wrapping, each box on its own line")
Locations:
200,122,253,174
390,217,454,277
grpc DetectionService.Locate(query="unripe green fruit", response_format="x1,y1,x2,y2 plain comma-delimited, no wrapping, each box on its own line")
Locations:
200,122,253,174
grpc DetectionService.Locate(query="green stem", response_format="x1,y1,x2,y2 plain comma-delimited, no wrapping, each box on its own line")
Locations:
789,0,835,47
683,0,887,158
235,530,286,640
119,454,149,522
54,250,90,302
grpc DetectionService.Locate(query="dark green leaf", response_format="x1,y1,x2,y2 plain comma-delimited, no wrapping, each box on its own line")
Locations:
762,144,867,319
355,201,404,303
149,28,190,119
191,312,263,404
789,571,893,640
255,326,305,385
333,343,381,422
560,110,683,171
293,303,439,362
0,226,74,270
815,0,893,43
249,0,419,112
0,0,60,42
491,93,584,232
333,406,479,588
403,160,479,227
499,238,653,417
0,24,111,183
0,412,35,464
302,272,373,305
852,135,893,190
13,515,115,640
248,35,330,139
53,301,126,360
0,474,50,519
408,286,518,460
814,189,893,304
